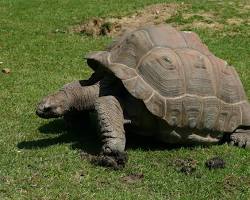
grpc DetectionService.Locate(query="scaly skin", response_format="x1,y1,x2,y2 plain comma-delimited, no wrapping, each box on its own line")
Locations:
36,71,103,119
36,75,250,170
36,76,128,169
94,95,127,170
36,80,100,118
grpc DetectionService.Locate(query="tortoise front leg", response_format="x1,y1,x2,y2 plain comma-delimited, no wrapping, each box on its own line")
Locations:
94,96,127,170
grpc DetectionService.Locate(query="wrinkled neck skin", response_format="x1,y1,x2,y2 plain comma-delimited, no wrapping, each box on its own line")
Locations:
60,73,141,119
62,82,100,113
60,72,116,114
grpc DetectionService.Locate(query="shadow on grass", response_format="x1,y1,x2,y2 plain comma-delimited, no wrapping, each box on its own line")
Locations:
17,118,102,154
38,119,66,134
17,118,193,154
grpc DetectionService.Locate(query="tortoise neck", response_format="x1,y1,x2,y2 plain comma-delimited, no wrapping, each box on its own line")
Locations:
64,84,100,112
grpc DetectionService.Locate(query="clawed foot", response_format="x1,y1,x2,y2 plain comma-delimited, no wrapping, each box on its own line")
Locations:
92,150,128,170
230,130,250,149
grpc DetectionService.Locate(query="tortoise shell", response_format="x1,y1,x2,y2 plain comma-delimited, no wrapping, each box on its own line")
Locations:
86,24,250,132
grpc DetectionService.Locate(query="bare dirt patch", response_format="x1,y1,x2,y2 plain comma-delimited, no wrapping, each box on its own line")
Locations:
226,18,246,25
237,3,250,14
71,3,188,36
189,21,224,30
182,12,215,20
71,2,248,37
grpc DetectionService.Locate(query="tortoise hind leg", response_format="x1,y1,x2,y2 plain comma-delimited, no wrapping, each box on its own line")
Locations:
230,129,250,148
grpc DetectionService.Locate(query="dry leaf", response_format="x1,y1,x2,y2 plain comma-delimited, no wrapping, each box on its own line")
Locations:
2,68,11,74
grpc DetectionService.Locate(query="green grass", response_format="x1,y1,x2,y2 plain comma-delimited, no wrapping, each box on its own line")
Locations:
0,0,250,199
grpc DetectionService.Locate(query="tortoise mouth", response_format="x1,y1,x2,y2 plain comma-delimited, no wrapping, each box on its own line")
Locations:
36,108,60,119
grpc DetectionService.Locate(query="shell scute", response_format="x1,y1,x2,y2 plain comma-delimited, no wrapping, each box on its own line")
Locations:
110,29,154,69
203,98,220,130
142,25,187,48
183,96,202,129
219,64,246,103
123,76,153,101
175,48,215,96
165,98,183,127
216,103,242,132
86,25,250,132
181,31,211,55
145,93,166,118
138,48,185,97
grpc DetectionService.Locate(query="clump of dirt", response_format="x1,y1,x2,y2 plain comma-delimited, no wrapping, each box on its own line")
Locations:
174,158,198,175
121,173,144,184
205,157,226,170
71,3,187,36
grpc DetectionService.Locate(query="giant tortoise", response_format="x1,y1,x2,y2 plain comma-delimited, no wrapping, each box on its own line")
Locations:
36,25,250,169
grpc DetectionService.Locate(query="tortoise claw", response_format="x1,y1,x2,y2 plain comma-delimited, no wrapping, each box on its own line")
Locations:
92,150,128,170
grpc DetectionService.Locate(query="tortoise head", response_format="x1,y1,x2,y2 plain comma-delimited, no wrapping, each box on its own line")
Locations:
36,91,70,119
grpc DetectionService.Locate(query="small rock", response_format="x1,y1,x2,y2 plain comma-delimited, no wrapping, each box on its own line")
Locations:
2,68,11,74
0,61,3,64
205,157,225,170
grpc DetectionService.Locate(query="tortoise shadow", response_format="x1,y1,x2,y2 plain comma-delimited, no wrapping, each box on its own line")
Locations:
17,118,102,154
38,119,66,134
17,119,196,155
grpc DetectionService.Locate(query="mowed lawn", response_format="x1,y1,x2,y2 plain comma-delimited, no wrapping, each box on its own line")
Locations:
0,0,250,199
